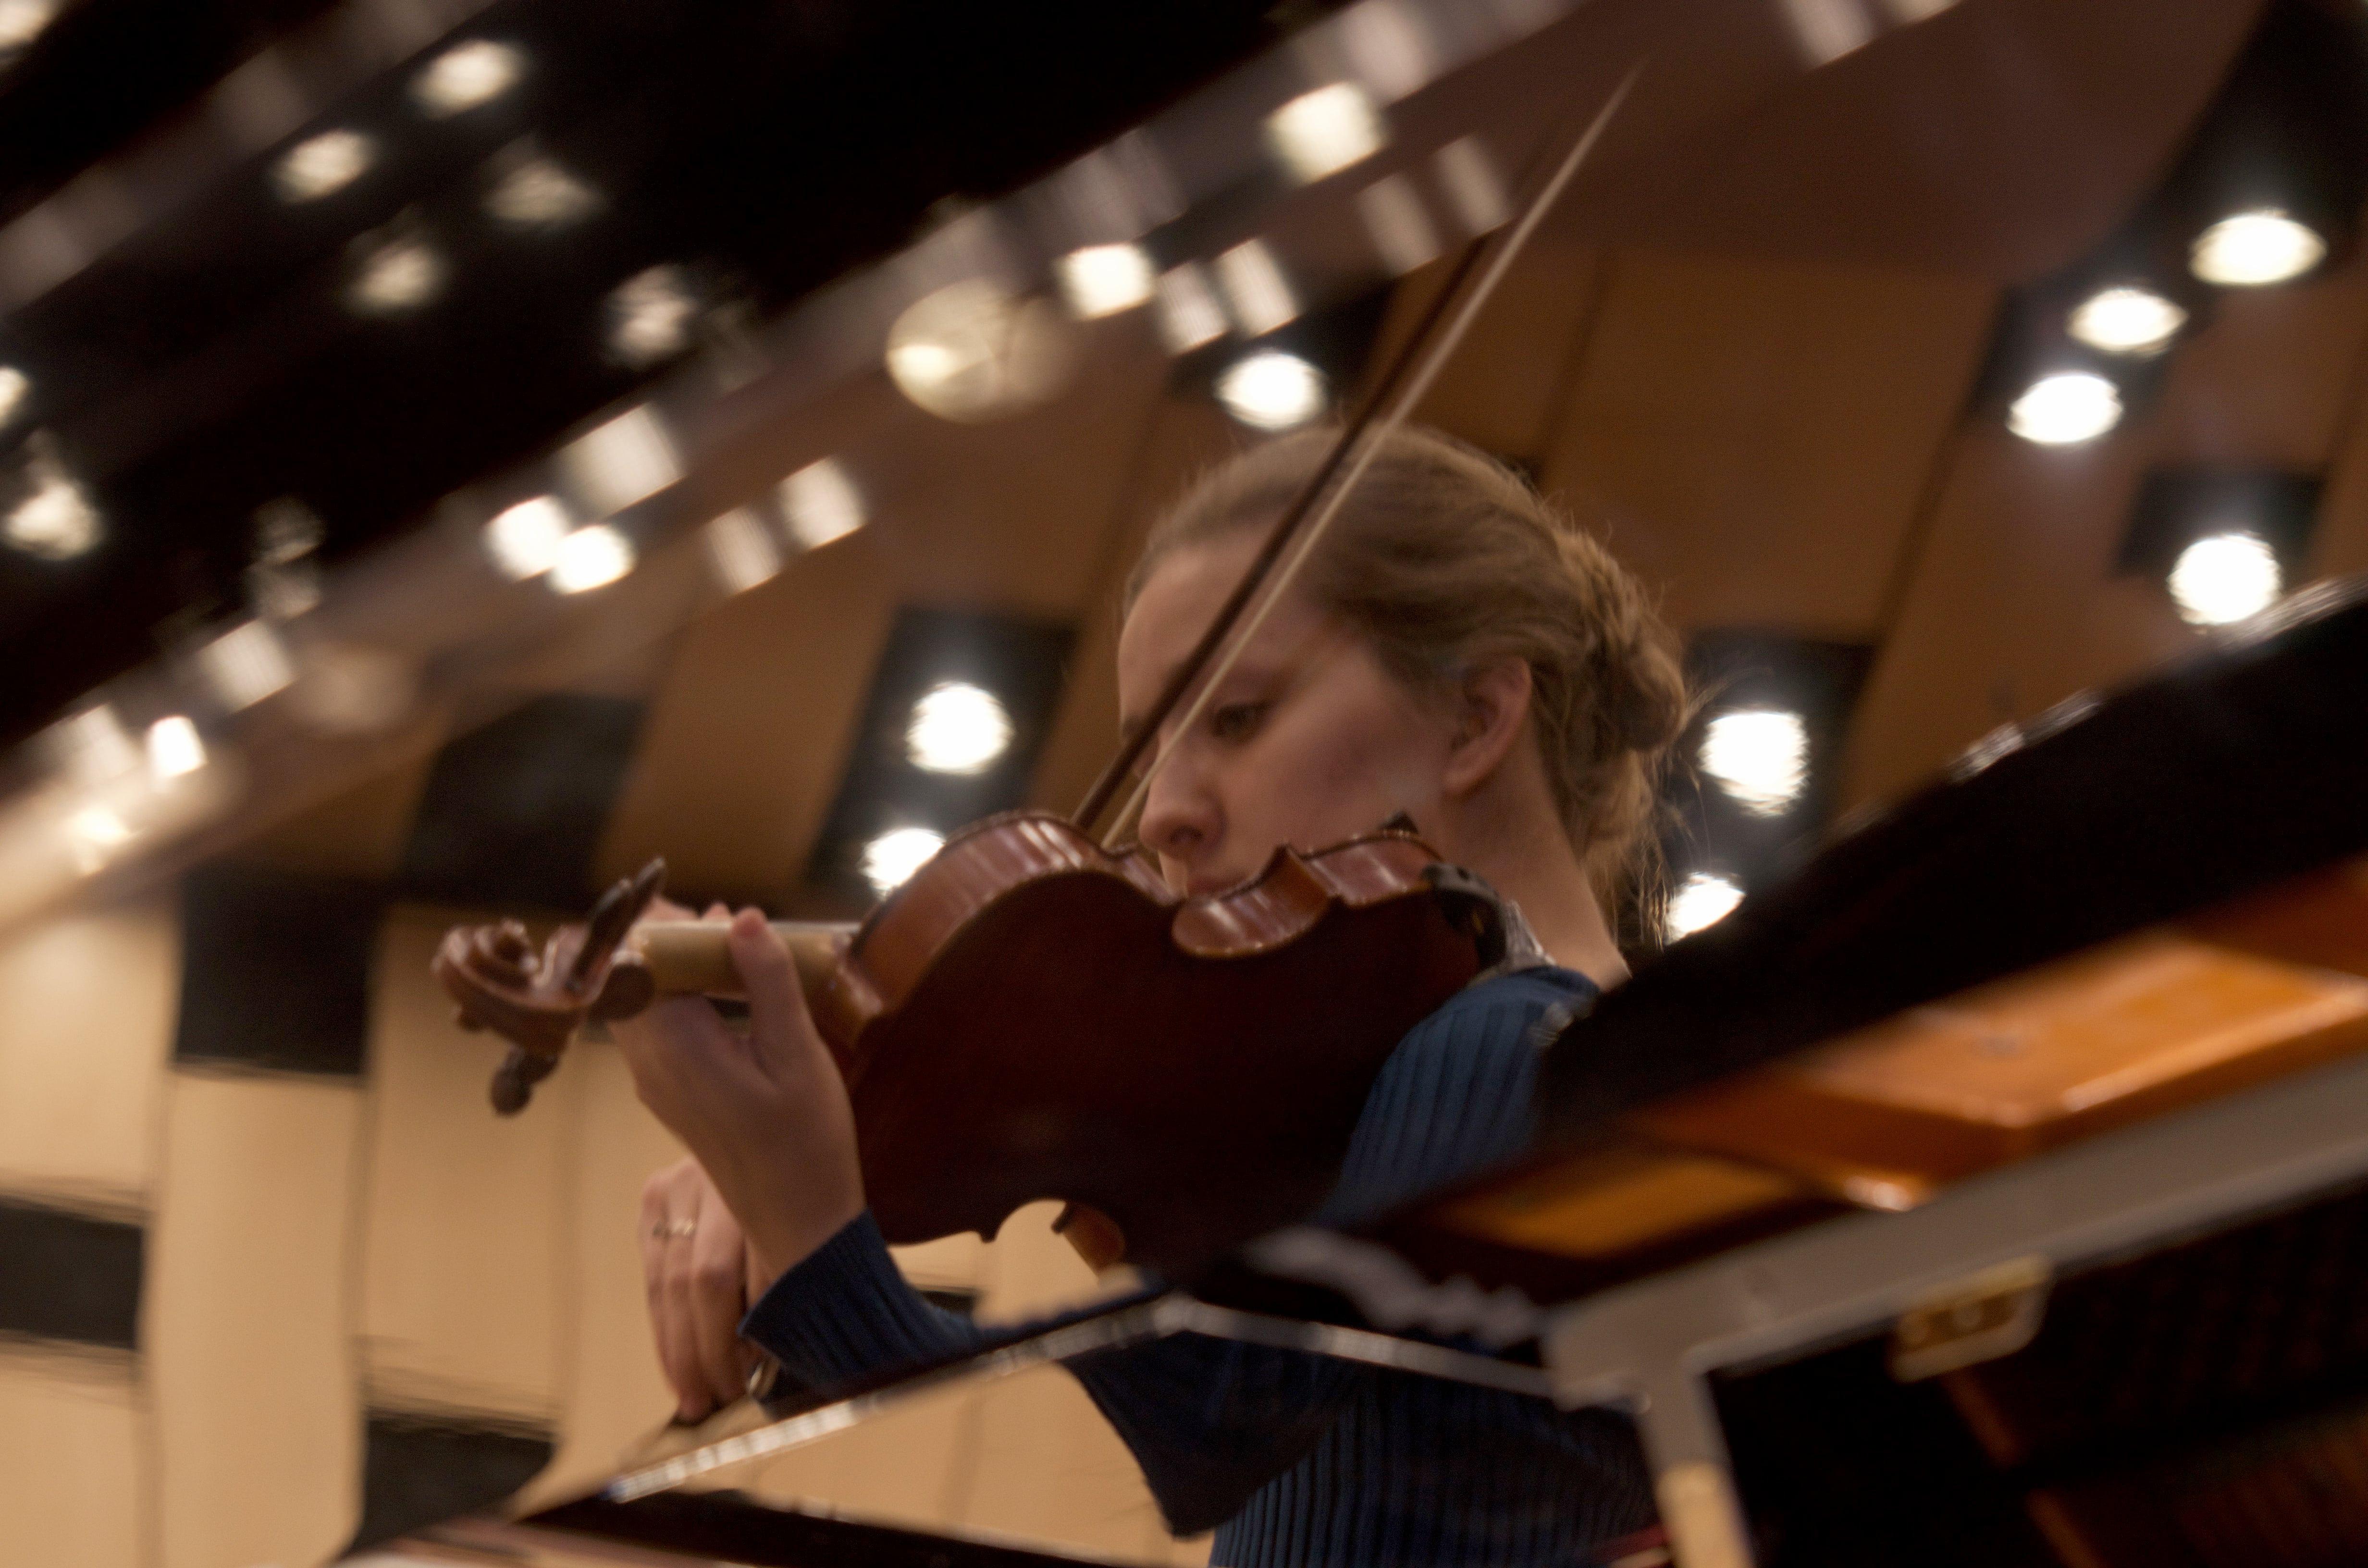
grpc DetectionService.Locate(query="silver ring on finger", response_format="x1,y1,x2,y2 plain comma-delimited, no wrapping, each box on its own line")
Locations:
651,1217,698,1240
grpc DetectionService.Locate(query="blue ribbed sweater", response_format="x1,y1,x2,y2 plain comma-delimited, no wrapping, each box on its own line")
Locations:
740,968,1654,1566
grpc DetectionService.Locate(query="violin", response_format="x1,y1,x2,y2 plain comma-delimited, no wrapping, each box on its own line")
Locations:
438,820,1505,1274
434,82,1636,1275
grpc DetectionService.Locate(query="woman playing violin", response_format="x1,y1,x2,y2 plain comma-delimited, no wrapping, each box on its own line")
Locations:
619,424,1690,1566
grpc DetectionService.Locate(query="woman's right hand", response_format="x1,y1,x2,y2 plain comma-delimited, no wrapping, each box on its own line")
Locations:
640,1155,763,1421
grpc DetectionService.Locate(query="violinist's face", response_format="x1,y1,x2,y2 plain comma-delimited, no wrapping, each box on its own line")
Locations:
1119,532,1464,896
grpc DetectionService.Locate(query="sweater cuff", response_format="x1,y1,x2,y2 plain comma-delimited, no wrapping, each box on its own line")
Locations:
739,1211,971,1391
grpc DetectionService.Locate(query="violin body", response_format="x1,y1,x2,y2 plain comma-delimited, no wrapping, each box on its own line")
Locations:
438,811,1505,1274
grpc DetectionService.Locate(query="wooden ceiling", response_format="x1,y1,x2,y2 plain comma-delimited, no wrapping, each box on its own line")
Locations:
237,0,2368,924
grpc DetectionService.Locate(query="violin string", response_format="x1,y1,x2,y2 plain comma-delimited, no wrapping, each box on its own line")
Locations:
1100,68,1643,851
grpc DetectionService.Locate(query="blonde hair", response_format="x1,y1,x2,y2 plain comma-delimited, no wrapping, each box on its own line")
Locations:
1128,425,1690,936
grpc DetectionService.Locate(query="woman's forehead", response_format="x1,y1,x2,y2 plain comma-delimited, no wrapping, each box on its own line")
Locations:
1117,535,1324,720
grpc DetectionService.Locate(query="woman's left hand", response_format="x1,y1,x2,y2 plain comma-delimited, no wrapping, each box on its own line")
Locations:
612,907,865,1296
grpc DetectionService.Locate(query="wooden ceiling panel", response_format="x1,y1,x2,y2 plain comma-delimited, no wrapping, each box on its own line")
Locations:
1536,249,1993,639
2152,267,2368,470
1394,243,1612,462
1026,395,1242,821
1559,0,2265,281
1845,247,2368,812
592,526,898,905
599,331,1183,903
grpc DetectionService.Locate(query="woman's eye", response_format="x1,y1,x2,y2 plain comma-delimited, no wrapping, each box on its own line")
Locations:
1208,702,1268,743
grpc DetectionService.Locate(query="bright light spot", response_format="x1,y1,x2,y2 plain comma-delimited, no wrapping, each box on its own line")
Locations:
703,507,782,593
274,129,374,202
861,826,945,896
484,157,598,228
606,266,697,367
0,365,28,425
65,803,133,871
1265,83,1386,185
485,495,570,579
348,235,444,314
5,472,101,559
49,706,136,784
0,0,58,52
560,404,677,515
779,458,865,551
2068,286,2186,355
548,523,635,594
1216,350,1326,431
145,716,205,781
197,620,295,710
1699,709,1808,817
2008,371,2121,445
2191,210,2325,288
1434,136,1509,233
906,682,1013,775
1357,175,1440,276
1056,244,1156,319
885,280,1078,422
412,39,524,117
1665,872,1743,941
1154,262,1227,354
1214,239,1298,336
2168,531,2282,626
1778,0,1874,65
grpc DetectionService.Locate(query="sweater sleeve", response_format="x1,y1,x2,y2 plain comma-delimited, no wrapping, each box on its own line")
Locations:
737,968,1591,1536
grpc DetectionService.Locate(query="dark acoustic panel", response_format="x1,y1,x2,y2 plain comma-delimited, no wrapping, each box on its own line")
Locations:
806,608,1076,901
0,1198,143,1349
174,861,382,1077
397,694,647,910
348,1410,555,1553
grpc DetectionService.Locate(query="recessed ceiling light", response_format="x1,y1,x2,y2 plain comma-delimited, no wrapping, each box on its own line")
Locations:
906,682,1013,775
861,826,945,896
1056,244,1155,319
1699,709,1808,817
703,507,782,593
1665,871,1743,941
4,468,101,559
0,0,59,53
1215,349,1326,431
274,129,374,202
548,524,635,594
484,495,570,579
1153,263,1226,354
2167,531,2281,625
2191,210,2325,288
145,716,206,782
559,404,678,516
412,39,525,117
484,157,599,228
2008,371,2121,445
197,620,295,710
1214,239,1297,335
1264,83,1385,185
348,234,445,314
2067,285,2187,355
606,266,698,367
779,458,865,550
885,281,1078,422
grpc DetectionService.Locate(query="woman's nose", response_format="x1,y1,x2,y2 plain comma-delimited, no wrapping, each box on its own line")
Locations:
1137,760,1218,863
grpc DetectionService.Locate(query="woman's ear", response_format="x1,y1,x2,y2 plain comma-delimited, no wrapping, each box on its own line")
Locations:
1442,657,1533,797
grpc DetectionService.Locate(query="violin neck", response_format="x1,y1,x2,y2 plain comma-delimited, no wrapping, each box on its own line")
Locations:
628,921,851,1002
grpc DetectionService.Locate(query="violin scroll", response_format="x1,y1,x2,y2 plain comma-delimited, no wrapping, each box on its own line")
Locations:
432,858,668,1115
